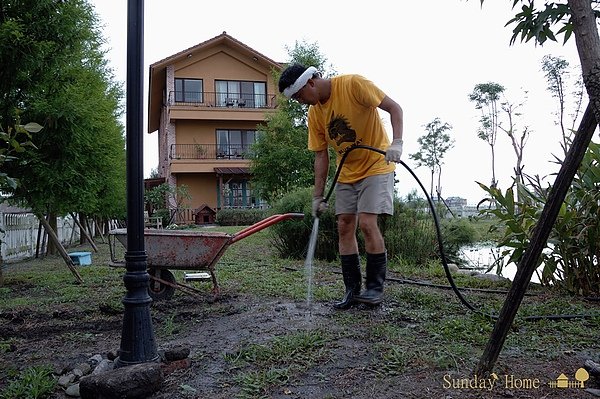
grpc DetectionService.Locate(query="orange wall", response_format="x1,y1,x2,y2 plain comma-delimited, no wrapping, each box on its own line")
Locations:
175,120,260,144
174,46,272,89
177,173,217,210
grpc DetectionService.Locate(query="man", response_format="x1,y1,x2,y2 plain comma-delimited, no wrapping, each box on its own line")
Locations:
278,64,404,309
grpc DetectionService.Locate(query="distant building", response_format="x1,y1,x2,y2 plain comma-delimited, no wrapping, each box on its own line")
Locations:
147,32,282,217
445,196,467,208
438,196,481,218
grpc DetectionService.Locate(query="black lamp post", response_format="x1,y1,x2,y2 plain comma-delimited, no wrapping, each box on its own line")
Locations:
115,0,159,367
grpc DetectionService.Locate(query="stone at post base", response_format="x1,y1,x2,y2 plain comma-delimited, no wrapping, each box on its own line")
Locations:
79,362,164,399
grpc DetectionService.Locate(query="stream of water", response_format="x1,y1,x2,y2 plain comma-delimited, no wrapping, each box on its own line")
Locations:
304,217,320,310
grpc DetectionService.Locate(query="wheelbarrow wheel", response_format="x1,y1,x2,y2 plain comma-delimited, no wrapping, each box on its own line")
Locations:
148,268,176,301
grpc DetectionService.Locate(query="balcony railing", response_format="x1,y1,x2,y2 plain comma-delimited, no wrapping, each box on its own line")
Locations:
168,91,277,109
170,144,253,160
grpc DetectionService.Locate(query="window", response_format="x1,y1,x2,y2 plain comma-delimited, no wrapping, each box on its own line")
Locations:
220,180,259,208
229,181,244,207
216,129,258,158
215,80,267,107
175,78,203,103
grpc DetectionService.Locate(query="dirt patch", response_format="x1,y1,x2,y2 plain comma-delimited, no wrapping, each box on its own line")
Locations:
1,289,598,399
1,237,599,399
148,296,599,399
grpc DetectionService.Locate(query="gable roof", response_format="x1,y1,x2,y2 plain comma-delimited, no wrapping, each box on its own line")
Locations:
148,31,283,133
195,204,216,214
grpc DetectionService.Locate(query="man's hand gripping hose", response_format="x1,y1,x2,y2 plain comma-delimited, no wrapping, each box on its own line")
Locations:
312,196,328,218
385,139,403,163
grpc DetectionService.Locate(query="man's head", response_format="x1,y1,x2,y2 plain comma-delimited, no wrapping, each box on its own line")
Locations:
278,63,320,104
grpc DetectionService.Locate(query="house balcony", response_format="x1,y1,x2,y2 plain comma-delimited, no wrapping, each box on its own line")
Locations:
169,144,252,174
167,91,278,122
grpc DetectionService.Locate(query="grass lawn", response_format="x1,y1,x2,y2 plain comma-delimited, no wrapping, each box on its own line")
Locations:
0,223,599,398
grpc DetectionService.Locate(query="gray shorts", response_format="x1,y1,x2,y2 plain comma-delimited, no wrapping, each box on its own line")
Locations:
335,172,395,215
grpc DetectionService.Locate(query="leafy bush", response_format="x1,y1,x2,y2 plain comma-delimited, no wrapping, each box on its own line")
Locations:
154,208,172,228
545,142,600,295
268,188,464,265
478,140,600,296
145,183,191,227
440,217,478,261
216,208,268,226
268,187,338,261
380,201,438,265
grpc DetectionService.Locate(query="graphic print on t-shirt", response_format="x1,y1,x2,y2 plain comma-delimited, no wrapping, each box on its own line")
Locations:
328,112,356,145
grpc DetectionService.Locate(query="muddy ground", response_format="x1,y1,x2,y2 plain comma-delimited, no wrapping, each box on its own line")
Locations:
1,238,599,399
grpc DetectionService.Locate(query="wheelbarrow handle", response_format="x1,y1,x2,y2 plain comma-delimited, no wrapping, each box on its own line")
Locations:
230,213,304,243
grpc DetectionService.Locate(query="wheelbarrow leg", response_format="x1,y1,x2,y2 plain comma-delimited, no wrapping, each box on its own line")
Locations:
209,266,220,300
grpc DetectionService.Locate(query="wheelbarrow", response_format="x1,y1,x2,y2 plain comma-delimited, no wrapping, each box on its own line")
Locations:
109,213,304,301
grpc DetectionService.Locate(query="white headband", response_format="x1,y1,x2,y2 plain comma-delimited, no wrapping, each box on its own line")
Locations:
283,66,318,98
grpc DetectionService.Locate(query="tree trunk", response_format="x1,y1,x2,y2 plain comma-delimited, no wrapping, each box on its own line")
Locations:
430,168,434,199
490,144,497,188
47,213,58,255
569,0,600,120
79,213,87,245
436,167,442,201
95,217,106,244
71,212,98,252
85,217,95,241
36,220,43,258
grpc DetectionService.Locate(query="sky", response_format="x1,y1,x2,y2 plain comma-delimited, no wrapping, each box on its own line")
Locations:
90,0,586,204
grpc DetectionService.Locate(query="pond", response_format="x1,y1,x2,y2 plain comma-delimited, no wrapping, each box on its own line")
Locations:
458,242,542,284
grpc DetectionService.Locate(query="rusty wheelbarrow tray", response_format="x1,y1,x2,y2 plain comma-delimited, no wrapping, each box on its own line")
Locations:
108,213,304,301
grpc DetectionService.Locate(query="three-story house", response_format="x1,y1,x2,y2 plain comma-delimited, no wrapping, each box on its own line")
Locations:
147,32,282,223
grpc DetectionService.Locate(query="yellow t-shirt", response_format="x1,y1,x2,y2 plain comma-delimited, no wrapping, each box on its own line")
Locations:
307,74,395,184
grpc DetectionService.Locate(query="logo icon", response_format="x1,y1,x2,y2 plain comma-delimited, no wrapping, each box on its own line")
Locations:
548,368,590,389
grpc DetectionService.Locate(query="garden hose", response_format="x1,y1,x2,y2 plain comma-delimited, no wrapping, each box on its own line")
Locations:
324,144,595,322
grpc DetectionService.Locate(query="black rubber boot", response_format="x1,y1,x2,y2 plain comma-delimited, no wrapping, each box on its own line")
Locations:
333,254,362,310
354,252,387,306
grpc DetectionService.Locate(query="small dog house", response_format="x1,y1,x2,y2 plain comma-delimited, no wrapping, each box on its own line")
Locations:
194,204,216,225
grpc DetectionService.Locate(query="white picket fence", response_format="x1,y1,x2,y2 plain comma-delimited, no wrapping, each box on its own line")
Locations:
0,212,93,262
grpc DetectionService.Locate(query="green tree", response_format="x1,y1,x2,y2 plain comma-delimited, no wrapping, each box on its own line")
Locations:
498,93,530,187
145,183,191,227
468,82,505,188
0,121,40,191
250,40,335,203
541,54,584,154
498,0,600,45
1,0,126,231
0,0,93,129
492,1,600,114
409,118,454,199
